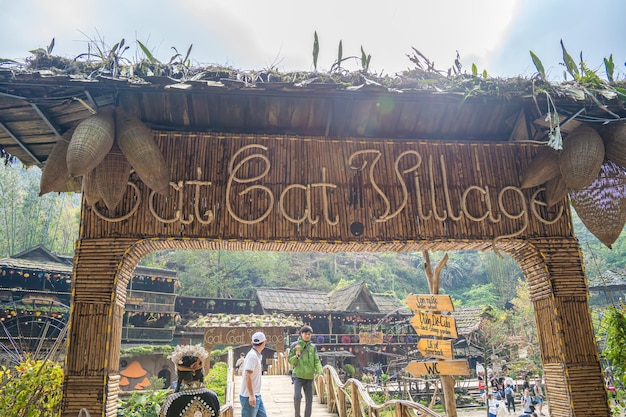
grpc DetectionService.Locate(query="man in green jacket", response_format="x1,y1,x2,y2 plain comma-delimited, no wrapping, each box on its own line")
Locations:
289,325,323,417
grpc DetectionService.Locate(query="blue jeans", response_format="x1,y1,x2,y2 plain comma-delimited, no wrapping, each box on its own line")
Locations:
240,395,267,417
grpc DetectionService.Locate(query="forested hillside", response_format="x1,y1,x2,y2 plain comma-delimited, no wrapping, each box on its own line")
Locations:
1,163,624,308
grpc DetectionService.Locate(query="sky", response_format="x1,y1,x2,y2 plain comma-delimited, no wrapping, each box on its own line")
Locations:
1,0,625,81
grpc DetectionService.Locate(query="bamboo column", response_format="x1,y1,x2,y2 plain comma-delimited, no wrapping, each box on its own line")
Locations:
61,238,139,417
509,238,609,417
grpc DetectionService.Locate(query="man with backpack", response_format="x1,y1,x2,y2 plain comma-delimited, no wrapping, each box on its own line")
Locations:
289,325,323,417
504,382,515,414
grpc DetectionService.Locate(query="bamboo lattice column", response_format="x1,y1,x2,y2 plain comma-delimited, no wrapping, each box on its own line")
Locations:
508,238,609,417
61,238,139,417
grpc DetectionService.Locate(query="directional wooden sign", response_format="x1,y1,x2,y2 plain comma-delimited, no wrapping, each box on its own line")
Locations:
406,360,470,377
406,294,454,312
410,311,458,338
417,338,454,360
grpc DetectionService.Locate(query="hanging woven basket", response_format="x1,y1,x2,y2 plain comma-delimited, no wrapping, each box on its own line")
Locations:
559,126,605,190
601,123,626,168
95,142,132,211
81,169,101,207
115,108,170,195
39,128,74,195
570,161,626,248
66,109,115,177
521,146,560,189
544,173,569,207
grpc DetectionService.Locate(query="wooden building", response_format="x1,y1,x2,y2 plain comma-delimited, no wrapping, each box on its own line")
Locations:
1,56,624,416
0,245,179,364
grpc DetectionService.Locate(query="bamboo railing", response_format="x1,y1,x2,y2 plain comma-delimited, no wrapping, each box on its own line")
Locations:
219,349,236,417
317,365,441,417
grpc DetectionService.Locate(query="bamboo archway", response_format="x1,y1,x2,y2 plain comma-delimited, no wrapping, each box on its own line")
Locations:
61,132,607,417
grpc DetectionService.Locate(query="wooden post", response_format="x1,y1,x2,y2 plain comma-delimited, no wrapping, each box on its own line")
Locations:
422,251,458,417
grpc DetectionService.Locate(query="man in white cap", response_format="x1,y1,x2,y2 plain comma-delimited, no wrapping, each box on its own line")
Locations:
240,331,268,417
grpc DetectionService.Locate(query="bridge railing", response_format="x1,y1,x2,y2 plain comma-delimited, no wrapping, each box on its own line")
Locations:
317,365,442,417
219,349,236,417
266,351,289,375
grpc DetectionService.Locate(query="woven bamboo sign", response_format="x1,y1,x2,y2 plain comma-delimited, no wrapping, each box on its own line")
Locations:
82,132,569,244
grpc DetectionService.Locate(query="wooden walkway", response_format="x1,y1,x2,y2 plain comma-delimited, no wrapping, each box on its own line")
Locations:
233,375,337,417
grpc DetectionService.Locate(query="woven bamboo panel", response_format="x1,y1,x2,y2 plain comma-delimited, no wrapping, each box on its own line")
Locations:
81,133,571,246
61,375,104,416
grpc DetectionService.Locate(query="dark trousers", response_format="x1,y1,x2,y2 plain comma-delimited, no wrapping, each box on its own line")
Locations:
294,377,314,417
506,395,515,413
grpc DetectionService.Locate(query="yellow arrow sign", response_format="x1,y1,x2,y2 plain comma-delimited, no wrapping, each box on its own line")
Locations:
405,294,454,312
406,360,470,377
410,311,458,338
417,338,454,360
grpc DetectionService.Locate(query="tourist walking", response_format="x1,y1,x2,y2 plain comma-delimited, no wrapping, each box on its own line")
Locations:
240,332,268,417
289,325,323,417
533,378,545,416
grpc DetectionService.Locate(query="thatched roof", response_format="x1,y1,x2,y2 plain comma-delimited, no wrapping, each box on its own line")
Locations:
451,305,494,336
0,245,177,278
255,281,400,314
588,270,626,290
255,288,328,313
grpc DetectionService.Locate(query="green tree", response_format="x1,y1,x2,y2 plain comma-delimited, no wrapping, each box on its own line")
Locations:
0,164,80,257
482,252,523,304
602,306,626,415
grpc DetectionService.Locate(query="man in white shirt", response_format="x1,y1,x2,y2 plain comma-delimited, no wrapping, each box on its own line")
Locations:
240,332,268,417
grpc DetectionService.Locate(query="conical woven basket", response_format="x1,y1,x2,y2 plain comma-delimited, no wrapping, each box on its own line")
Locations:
115,108,170,195
544,173,569,207
521,146,560,189
39,128,74,196
67,110,115,177
570,161,626,248
95,142,132,211
602,124,626,168
81,169,101,207
62,177,83,193
559,125,605,190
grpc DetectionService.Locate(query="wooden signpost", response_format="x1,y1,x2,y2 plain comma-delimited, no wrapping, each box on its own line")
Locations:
416,338,454,360
406,359,470,376
405,293,468,379
410,311,458,338
406,294,455,312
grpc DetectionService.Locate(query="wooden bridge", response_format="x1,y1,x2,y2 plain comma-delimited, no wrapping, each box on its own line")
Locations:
219,352,441,417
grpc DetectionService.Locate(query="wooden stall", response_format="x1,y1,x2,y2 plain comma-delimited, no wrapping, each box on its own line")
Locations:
1,70,622,416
